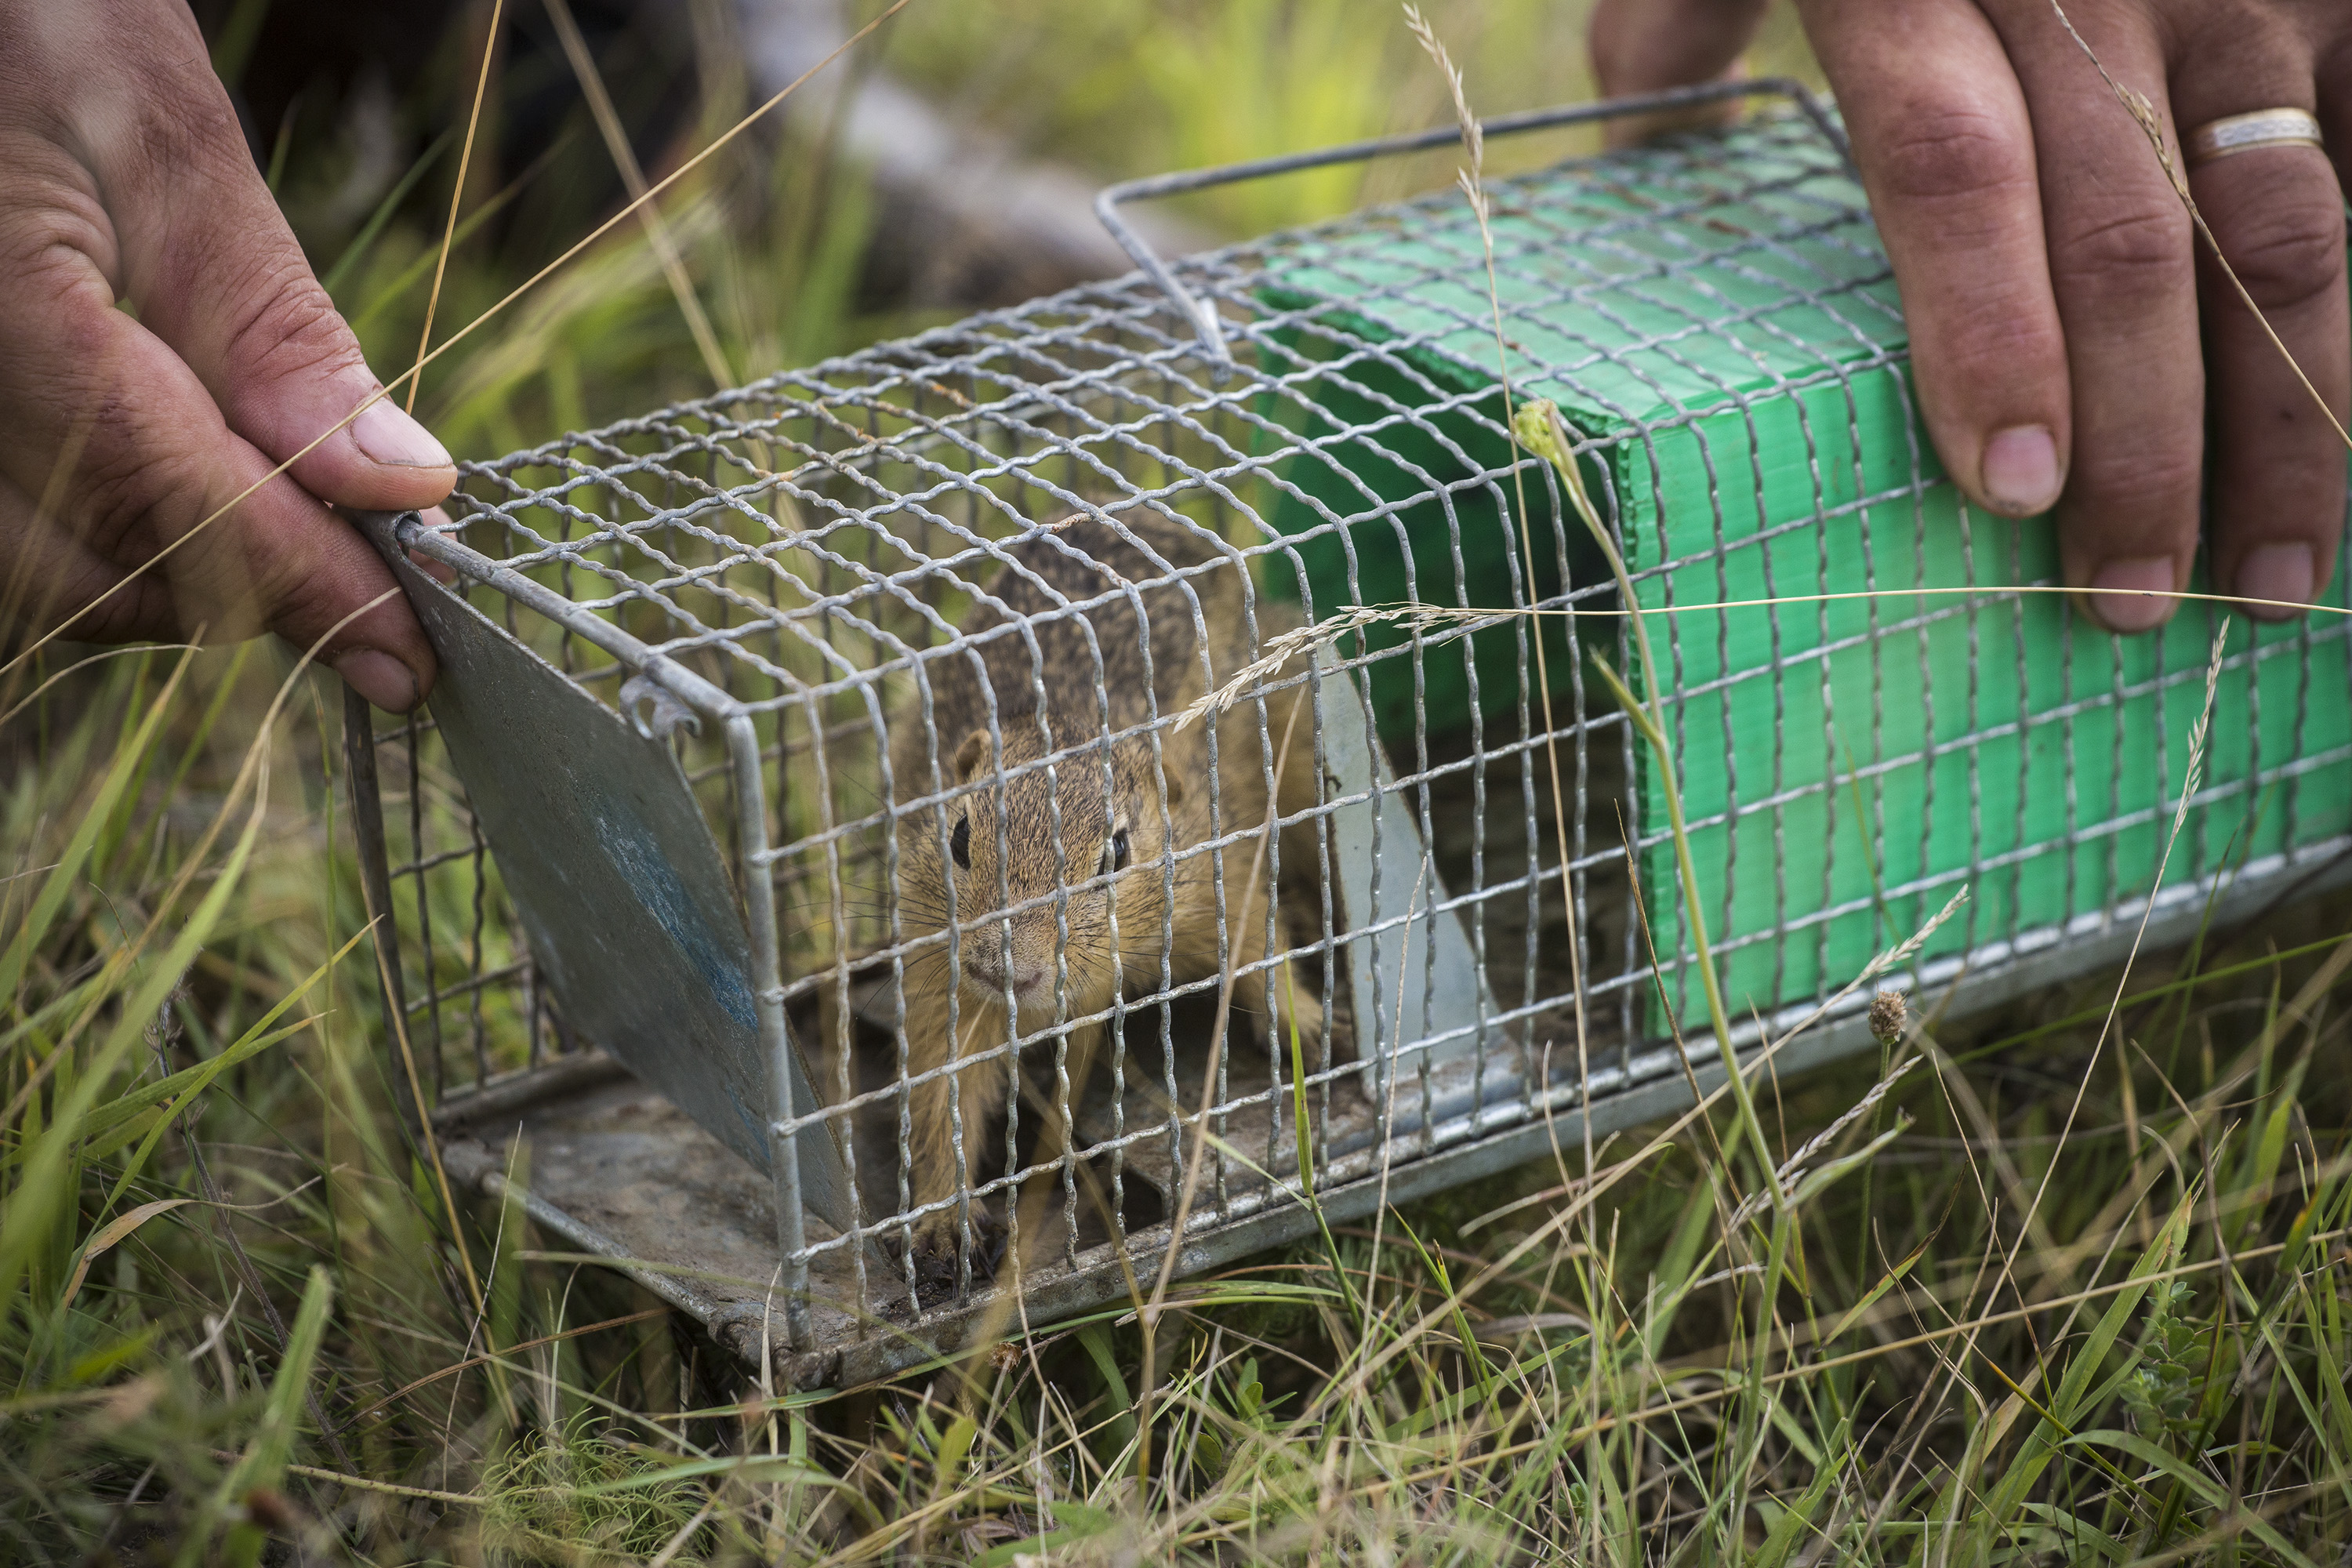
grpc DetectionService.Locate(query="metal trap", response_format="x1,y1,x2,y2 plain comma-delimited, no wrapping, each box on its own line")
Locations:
345,83,2352,1389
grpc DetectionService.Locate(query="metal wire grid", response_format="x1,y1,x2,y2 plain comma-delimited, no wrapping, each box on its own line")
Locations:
358,705,563,1102
356,104,2352,1366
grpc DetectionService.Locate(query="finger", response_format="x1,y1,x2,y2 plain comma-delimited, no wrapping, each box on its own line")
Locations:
0,473,180,649
1989,3,2200,632
409,506,462,587
1797,0,2073,548
1588,0,1770,147
46,2,456,514
0,212,434,708
2190,118,2346,620
1788,0,2070,554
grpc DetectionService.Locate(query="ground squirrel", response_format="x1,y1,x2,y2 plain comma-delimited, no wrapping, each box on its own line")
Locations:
887,513,1337,1282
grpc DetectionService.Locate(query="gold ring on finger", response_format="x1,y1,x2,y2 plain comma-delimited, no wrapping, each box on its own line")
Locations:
2185,107,2325,168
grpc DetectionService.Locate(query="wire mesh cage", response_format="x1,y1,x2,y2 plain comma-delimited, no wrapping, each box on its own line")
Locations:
346,82,2352,1388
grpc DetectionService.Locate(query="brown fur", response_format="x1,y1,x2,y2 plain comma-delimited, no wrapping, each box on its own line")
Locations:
887,514,1333,1273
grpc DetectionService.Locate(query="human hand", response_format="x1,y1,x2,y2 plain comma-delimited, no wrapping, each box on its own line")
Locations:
1588,0,2351,633
0,0,454,707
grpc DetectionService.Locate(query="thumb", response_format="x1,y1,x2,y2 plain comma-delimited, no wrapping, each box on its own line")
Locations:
1588,0,1772,147
67,7,457,512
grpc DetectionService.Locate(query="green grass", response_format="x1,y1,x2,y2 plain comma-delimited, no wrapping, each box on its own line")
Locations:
9,3,2352,1562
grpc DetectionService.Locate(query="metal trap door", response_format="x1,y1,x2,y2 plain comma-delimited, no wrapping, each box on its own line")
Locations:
1312,648,1505,1119
342,511,876,1304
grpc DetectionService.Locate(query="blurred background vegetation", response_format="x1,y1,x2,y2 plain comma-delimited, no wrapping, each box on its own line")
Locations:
223,0,1821,452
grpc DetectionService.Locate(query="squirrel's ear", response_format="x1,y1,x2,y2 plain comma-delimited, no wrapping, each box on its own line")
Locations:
953,728,993,782
1152,762,1185,811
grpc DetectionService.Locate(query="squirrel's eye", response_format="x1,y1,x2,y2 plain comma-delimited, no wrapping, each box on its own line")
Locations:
1109,826,1131,873
950,815,971,870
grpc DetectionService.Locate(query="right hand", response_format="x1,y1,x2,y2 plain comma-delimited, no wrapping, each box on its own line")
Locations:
1589,0,2352,634
0,0,455,707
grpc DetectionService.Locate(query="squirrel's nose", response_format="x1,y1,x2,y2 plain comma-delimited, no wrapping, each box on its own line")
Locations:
964,955,1051,1000
959,946,1043,993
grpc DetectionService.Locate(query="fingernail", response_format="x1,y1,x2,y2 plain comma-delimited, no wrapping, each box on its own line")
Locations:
1980,425,2061,515
351,399,452,470
2082,557,2176,633
335,649,420,711
2235,543,2314,621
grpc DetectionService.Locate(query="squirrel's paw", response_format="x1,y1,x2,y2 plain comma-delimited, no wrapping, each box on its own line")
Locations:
899,1207,1007,1303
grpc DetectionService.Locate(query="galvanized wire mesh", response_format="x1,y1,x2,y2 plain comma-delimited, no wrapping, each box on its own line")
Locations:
354,101,2352,1381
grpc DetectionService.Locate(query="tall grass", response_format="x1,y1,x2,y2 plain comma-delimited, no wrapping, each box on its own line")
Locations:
6,3,2351,1562
15,655,2351,1562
